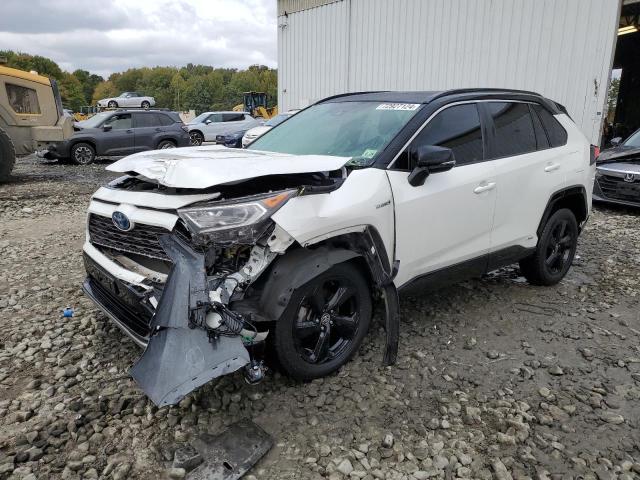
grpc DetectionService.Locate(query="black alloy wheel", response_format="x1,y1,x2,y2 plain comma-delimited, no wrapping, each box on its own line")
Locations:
519,208,578,286
189,131,204,146
70,142,96,165
275,263,372,380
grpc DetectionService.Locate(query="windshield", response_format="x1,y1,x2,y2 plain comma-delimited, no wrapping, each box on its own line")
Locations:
623,129,640,147
247,101,421,166
264,113,291,127
76,112,112,128
190,113,210,124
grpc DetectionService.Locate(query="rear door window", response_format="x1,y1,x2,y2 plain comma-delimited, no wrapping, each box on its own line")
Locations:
410,103,484,166
486,102,536,158
134,113,158,128
528,105,550,149
222,113,246,122
532,104,568,147
6,83,41,114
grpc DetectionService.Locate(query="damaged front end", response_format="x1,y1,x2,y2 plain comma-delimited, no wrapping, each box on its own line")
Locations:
129,189,298,406
83,169,399,407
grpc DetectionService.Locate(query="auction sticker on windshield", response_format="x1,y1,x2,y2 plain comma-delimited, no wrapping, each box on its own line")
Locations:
376,103,420,111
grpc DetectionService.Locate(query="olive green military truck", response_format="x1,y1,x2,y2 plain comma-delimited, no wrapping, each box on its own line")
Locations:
0,65,73,180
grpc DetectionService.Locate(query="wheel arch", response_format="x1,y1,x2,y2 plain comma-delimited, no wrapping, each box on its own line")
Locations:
156,137,177,147
537,185,589,237
71,139,97,154
258,226,400,365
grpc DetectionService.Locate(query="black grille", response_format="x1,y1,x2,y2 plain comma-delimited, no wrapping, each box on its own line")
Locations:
597,175,640,202
88,214,177,261
83,253,154,340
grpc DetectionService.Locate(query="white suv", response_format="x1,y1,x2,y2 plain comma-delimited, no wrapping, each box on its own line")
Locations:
186,111,259,145
82,89,595,406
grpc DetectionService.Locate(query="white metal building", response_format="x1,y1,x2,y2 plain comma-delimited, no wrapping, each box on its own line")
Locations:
277,0,623,144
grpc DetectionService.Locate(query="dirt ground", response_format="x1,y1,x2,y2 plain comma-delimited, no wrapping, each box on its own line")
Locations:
1,156,640,480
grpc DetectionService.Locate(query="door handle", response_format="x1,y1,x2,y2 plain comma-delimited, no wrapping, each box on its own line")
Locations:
544,163,560,172
473,182,496,194
126,129,133,133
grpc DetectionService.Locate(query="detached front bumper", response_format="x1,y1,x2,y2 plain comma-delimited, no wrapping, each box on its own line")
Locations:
82,236,250,407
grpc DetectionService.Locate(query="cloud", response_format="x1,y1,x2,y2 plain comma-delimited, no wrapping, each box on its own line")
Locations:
0,0,277,77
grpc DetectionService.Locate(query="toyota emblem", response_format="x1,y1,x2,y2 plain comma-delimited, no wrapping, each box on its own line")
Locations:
112,211,132,231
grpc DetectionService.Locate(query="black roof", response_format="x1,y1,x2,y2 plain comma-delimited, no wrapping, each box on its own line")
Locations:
320,88,564,114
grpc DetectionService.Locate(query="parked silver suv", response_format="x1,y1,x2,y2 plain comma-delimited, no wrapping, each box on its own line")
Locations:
186,111,259,145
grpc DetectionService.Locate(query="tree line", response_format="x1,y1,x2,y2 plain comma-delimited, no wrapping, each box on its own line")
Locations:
1,51,277,114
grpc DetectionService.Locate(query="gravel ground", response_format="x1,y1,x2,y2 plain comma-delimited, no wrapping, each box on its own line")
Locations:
1,155,640,480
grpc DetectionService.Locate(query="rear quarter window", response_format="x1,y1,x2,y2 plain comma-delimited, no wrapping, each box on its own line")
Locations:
156,114,175,126
532,104,567,148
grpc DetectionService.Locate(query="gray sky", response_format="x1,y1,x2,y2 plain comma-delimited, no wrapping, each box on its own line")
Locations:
0,0,277,78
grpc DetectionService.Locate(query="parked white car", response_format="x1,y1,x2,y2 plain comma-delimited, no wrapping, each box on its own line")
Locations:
97,92,156,109
187,111,259,145
242,110,299,147
82,89,595,407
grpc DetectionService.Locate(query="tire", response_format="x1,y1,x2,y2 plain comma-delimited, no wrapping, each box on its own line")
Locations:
141,101,151,109
189,131,204,146
519,208,578,286
0,127,16,182
107,100,118,108
274,262,372,380
157,139,176,149
70,142,96,165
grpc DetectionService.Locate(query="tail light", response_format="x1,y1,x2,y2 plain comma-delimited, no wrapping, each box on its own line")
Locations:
590,145,600,165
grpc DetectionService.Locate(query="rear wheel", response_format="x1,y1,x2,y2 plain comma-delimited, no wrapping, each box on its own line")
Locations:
70,142,96,165
141,101,151,109
274,262,372,380
519,208,578,286
189,131,204,146
157,139,176,149
0,127,16,181
107,100,118,108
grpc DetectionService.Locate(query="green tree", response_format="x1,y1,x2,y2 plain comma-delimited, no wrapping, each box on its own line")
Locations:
92,80,118,105
1,50,63,79
60,73,86,111
72,69,104,105
607,77,620,113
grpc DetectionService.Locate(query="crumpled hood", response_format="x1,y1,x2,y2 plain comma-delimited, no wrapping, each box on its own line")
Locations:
106,145,349,189
598,146,640,163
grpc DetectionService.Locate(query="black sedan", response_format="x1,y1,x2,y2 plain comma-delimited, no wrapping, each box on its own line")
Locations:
44,110,191,164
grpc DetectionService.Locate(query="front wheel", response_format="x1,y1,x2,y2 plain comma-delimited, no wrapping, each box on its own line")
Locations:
70,142,96,165
189,131,204,146
274,262,372,380
107,100,118,108
141,101,151,109
519,208,578,286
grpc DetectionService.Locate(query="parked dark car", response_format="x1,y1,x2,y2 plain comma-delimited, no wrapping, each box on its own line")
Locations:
215,129,247,148
44,110,191,164
593,127,640,208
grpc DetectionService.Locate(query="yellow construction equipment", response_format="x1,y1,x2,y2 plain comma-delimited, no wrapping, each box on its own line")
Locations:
0,65,74,180
233,92,278,120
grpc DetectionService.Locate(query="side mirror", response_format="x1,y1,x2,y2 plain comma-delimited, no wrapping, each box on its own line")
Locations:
610,137,622,147
407,145,456,187
205,119,212,125
103,124,112,132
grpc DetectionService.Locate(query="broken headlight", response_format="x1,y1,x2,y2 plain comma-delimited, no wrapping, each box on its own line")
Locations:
178,189,298,245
